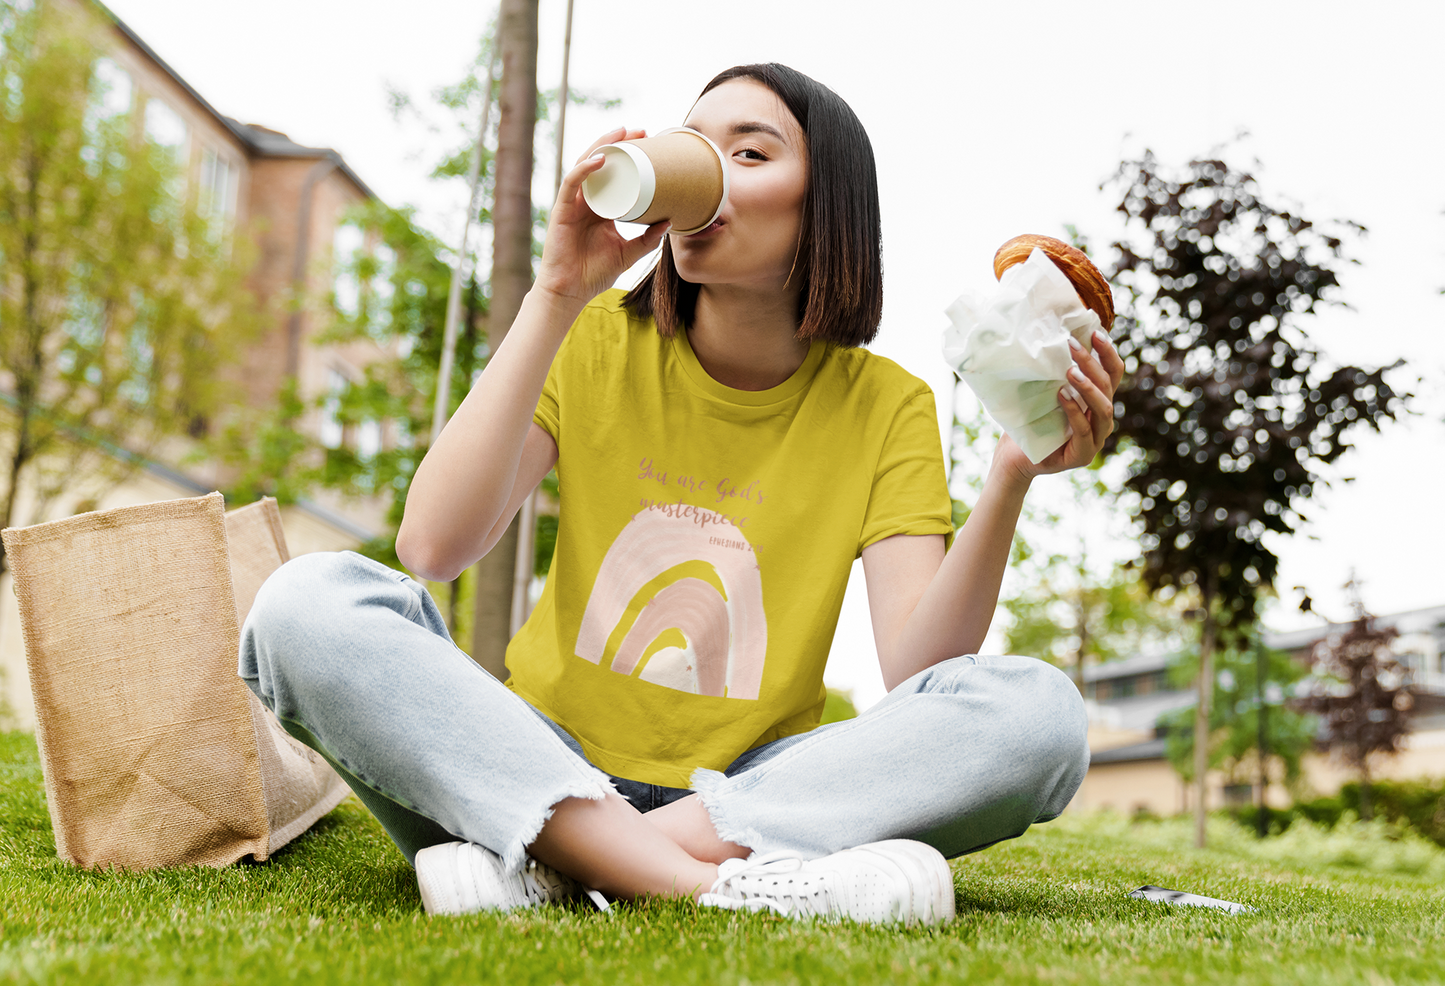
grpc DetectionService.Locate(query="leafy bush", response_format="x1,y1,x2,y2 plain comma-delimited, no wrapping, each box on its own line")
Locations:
1072,808,1445,879
1229,778,1445,848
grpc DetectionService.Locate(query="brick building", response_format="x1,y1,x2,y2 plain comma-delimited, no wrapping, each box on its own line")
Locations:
0,0,398,728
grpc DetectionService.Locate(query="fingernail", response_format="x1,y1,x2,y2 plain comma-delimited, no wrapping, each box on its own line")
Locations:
1061,383,1080,401
1093,329,1108,345
1067,366,1085,383
1068,336,1084,352
588,152,605,162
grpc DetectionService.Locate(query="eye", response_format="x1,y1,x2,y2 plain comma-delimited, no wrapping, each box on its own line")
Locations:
736,147,769,162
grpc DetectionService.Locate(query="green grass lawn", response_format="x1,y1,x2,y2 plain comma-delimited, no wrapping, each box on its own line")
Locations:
3,729,1442,985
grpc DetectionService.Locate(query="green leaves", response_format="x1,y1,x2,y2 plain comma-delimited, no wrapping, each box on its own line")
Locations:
1160,632,1316,785
0,1,261,552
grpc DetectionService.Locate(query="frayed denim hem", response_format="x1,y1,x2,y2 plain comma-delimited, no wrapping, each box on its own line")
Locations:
500,772,615,876
690,767,773,857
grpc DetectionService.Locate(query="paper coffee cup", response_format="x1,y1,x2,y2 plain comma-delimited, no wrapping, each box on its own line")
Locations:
582,127,729,235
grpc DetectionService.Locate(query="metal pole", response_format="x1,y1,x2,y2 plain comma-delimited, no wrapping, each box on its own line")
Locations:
510,0,574,636
430,49,499,446
1257,633,1269,838
550,0,576,195
1194,578,1216,850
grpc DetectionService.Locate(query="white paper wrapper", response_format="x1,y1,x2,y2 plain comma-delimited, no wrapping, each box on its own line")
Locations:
942,248,1103,463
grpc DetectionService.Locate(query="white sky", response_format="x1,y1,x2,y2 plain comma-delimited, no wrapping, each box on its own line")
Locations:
106,0,1445,709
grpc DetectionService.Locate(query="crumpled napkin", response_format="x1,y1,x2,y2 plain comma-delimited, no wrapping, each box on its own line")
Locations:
942,248,1103,463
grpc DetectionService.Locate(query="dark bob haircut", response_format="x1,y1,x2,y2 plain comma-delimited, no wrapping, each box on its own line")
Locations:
622,63,883,347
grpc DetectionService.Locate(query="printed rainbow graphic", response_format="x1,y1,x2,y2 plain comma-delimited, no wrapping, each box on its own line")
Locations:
574,508,766,699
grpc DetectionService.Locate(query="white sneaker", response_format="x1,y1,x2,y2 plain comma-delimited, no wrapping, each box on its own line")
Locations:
415,841,580,915
698,839,955,925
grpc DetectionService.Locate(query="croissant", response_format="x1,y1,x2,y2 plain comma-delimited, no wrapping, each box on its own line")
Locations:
993,234,1115,331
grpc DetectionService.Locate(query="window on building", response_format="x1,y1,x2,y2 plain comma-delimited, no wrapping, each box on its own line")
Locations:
1223,784,1253,807
143,97,188,161
368,242,396,336
332,225,396,339
332,224,365,319
357,419,383,461
90,58,132,121
198,147,237,224
319,368,348,449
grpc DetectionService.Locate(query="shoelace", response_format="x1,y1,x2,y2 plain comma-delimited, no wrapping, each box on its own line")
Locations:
518,857,611,913
698,852,825,918
517,859,562,906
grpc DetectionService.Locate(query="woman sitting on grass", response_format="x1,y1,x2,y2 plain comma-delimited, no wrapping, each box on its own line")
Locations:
241,62,1121,924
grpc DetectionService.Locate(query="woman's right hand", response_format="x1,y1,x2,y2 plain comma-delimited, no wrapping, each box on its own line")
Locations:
533,127,671,306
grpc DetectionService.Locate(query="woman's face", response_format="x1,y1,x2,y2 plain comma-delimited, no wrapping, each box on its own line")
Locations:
670,79,808,293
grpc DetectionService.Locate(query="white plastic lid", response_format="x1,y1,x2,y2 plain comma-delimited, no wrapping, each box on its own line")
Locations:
582,142,656,222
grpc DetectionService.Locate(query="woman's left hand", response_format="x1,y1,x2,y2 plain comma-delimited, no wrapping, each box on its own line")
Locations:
999,328,1125,481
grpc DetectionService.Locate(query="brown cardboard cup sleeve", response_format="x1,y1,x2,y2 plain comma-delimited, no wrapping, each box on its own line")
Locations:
2,493,348,870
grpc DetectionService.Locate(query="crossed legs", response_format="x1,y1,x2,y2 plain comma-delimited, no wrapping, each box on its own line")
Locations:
241,551,1088,902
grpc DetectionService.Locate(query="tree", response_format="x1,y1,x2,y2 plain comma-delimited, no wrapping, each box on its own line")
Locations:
1294,583,1413,821
0,1,258,574
218,19,607,647
1160,630,1317,803
1004,564,1190,693
1102,150,1409,845
212,195,485,626
950,389,1188,691
997,452,1191,692
470,0,540,680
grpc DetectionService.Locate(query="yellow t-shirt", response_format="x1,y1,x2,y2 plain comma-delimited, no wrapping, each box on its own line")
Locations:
508,289,953,787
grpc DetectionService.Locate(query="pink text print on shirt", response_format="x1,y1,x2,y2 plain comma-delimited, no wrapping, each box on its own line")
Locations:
574,501,768,700
638,457,766,507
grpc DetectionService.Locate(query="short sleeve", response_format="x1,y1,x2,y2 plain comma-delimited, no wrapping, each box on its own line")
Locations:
533,355,562,441
857,388,954,556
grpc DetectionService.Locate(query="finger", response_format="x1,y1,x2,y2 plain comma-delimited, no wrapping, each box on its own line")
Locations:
619,221,671,269
577,127,627,163
1066,364,1113,447
1057,388,1094,461
1092,329,1125,392
1068,335,1111,393
555,153,609,213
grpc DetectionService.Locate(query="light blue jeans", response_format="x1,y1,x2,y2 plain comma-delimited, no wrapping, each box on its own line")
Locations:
239,551,1089,875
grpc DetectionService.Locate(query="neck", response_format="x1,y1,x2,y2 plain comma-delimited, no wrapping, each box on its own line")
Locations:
687,283,810,391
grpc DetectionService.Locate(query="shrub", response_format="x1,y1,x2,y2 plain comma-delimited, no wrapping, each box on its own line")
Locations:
1229,778,1445,847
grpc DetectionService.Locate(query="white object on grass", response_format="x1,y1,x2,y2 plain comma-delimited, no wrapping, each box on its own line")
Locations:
1128,884,1255,914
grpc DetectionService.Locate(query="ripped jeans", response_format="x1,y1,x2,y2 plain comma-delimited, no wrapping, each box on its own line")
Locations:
239,551,1089,874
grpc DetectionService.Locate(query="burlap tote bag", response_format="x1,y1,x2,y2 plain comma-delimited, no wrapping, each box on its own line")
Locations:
2,492,348,869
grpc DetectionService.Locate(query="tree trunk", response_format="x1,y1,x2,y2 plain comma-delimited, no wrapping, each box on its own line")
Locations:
1194,577,1217,849
470,0,538,680
1358,758,1374,822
